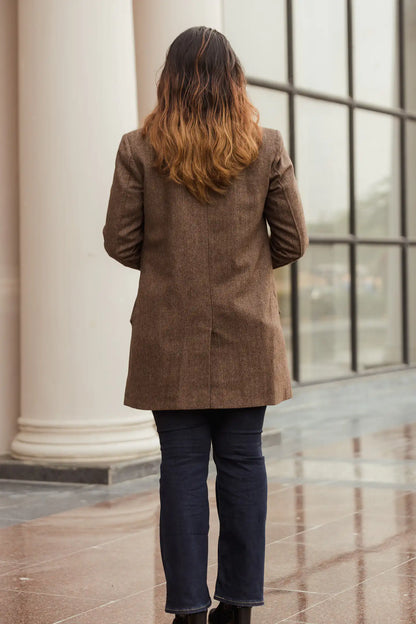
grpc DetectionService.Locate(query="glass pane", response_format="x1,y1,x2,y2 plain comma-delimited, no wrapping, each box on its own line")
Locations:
352,0,400,108
296,97,349,235
409,247,416,363
223,0,287,83
247,86,289,141
273,265,292,374
354,110,401,237
298,244,351,381
357,245,402,370
293,0,348,97
404,0,416,113
406,121,416,236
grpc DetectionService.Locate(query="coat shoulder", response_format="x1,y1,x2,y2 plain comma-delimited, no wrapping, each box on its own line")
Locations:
260,126,283,155
118,128,152,170
121,127,148,150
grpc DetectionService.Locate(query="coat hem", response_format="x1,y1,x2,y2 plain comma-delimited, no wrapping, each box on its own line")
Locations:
123,391,293,411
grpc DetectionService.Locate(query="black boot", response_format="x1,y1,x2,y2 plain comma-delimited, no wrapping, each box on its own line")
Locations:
172,610,208,624
208,602,252,624
232,606,251,624
208,602,234,624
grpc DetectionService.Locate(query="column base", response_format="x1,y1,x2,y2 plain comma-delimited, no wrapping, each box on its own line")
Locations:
0,452,161,485
2,427,282,484
10,414,160,465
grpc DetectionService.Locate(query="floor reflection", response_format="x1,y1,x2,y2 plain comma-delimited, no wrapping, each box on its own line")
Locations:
1,370,416,622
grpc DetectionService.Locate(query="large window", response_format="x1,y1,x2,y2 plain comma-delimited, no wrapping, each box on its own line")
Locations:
223,0,416,383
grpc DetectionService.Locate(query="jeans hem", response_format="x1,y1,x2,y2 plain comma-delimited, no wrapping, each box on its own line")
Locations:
214,593,264,607
165,599,212,614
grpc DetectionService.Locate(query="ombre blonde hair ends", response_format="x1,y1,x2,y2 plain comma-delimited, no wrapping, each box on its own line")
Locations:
141,26,263,204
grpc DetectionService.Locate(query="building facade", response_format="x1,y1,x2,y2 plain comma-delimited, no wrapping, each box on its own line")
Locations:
0,0,415,465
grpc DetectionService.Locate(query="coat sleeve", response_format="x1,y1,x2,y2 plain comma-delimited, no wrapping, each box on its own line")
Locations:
102,133,144,270
263,130,309,269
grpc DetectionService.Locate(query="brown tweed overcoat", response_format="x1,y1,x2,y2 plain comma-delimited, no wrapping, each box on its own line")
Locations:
103,126,309,410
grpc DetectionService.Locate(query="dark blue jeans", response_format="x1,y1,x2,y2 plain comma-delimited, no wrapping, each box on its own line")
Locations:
152,406,268,615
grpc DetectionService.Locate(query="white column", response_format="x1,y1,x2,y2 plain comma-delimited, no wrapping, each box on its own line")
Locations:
0,1,19,455
407,0,416,363
11,0,159,464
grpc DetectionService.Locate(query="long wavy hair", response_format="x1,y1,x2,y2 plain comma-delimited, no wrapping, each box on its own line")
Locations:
141,26,263,204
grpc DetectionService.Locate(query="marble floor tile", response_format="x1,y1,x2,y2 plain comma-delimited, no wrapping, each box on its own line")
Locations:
0,588,99,624
283,564,416,623
0,368,415,623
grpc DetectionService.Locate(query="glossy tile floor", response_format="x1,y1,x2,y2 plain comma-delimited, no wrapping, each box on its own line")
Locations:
1,368,416,623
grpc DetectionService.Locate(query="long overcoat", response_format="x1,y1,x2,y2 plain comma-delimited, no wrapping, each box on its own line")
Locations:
103,126,309,410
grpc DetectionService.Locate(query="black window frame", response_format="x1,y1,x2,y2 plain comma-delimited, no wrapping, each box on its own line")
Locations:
243,0,416,385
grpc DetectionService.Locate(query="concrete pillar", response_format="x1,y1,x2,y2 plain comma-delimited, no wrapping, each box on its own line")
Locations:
0,1,19,455
11,0,159,463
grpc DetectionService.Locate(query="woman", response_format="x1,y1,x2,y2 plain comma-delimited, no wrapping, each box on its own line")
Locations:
103,26,309,624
